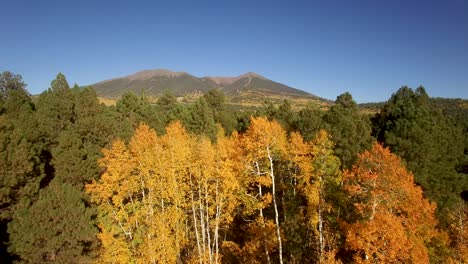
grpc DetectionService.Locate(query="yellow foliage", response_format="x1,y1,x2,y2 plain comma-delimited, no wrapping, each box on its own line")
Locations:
88,121,241,263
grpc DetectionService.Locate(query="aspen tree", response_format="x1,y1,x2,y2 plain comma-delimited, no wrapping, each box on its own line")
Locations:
288,130,341,262
87,123,188,263
241,117,287,264
343,143,440,263
187,127,239,264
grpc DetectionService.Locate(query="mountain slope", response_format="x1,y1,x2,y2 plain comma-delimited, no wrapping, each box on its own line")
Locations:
90,69,327,106
92,70,217,98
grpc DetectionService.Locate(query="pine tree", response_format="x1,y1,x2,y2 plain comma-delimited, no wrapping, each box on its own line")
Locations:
0,71,28,101
0,89,45,220
323,92,373,169
8,179,96,263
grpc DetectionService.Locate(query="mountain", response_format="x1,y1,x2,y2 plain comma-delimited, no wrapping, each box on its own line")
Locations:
90,69,325,105
90,69,216,98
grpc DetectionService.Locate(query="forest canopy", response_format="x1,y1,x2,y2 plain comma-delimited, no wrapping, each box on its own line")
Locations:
0,71,467,263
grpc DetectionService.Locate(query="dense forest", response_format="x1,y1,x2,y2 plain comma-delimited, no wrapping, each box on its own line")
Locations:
0,71,467,263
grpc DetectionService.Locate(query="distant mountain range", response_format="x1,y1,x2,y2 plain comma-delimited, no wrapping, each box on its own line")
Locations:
90,69,326,105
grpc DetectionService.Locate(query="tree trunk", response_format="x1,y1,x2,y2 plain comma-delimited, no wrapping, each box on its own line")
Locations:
256,162,271,264
267,147,283,264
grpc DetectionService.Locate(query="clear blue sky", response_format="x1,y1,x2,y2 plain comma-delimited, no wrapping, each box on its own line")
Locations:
1,0,467,102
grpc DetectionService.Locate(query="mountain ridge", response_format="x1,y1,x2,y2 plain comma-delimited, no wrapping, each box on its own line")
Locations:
89,69,328,107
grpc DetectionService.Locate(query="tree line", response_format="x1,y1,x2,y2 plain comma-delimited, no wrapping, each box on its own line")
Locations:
0,71,466,263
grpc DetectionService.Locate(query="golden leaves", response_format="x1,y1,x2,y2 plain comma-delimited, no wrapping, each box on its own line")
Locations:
88,121,241,263
343,143,439,263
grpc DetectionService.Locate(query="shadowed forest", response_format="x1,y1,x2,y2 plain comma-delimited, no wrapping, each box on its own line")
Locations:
1,71,467,263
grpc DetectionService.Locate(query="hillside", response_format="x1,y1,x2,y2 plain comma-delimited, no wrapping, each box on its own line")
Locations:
90,69,327,107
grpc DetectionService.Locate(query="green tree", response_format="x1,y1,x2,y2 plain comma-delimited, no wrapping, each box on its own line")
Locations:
293,103,324,141
204,89,225,114
51,129,101,189
203,89,237,134
323,92,373,168
52,86,120,189
8,179,97,263
0,71,28,101
184,97,217,140
116,91,163,133
0,89,44,220
35,73,76,146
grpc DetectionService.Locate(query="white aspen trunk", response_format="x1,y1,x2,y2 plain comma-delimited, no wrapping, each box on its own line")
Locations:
214,178,221,264
108,201,132,240
190,175,203,264
127,193,138,228
267,147,283,264
199,183,206,258
205,179,212,263
318,201,324,261
214,203,222,264
256,162,271,264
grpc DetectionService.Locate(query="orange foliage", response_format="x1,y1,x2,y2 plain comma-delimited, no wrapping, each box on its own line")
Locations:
343,143,440,263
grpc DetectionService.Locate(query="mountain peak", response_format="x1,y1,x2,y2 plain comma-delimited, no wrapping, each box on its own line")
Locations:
127,69,188,81
239,72,266,79
204,72,266,86
91,68,320,101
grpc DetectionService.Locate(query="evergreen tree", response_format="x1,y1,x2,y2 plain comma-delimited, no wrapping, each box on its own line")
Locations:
8,179,97,263
0,71,28,101
0,89,44,220
35,73,76,146
293,103,324,141
184,97,217,140
323,92,373,168
116,91,163,134
203,89,237,134
204,88,225,114
52,86,119,189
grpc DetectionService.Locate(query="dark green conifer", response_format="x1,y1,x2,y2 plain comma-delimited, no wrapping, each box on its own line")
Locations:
8,180,97,263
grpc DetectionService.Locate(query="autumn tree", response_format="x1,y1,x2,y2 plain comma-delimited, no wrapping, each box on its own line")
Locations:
343,143,441,263
288,130,341,262
447,201,468,263
239,117,287,264
309,131,342,261
88,122,240,263
87,123,187,263
187,127,240,263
